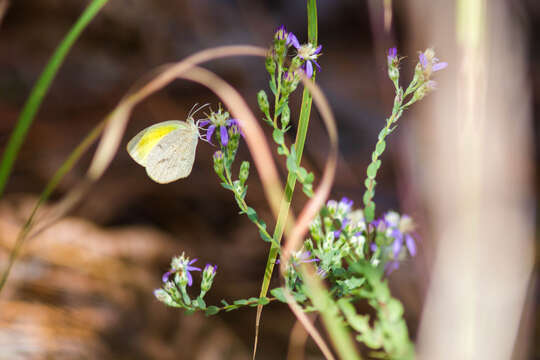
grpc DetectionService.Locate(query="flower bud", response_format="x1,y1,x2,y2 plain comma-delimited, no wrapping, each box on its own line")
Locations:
213,151,225,178
200,264,217,297
239,161,250,185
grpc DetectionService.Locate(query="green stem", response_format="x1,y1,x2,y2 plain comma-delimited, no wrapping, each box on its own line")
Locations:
224,161,274,244
0,0,109,197
253,0,318,357
220,297,277,312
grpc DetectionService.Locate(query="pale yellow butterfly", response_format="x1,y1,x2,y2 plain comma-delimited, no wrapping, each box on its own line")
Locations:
126,104,208,184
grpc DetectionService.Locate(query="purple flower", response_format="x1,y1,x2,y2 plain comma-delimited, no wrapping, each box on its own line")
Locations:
419,49,448,73
199,107,243,146
162,258,202,287
405,234,416,256
204,263,217,275
333,217,350,238
287,32,300,49
387,47,398,63
385,260,400,275
316,267,328,278
289,37,322,78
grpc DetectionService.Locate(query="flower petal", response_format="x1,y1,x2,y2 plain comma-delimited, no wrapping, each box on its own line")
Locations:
206,125,216,144
432,61,448,72
162,270,172,283
220,126,229,146
419,53,428,68
198,119,211,127
313,44,322,54
187,266,202,272
305,60,313,78
405,234,417,256
392,237,402,257
186,271,193,286
287,33,300,49
312,60,321,72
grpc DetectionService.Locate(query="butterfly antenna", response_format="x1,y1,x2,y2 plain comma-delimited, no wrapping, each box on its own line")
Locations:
188,102,210,120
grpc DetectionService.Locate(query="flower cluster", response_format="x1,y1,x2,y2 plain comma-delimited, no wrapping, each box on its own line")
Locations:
274,197,418,304
371,211,417,274
154,253,218,312
272,25,322,79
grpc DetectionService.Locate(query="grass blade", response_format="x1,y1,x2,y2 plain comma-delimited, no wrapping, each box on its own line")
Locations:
253,0,318,357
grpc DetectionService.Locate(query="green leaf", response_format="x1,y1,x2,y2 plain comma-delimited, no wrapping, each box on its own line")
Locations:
269,78,277,96
196,297,206,309
272,128,284,145
297,166,308,180
363,190,373,206
378,127,388,140
364,178,374,189
286,154,298,173
365,202,375,222
367,162,378,179
221,299,229,306
205,306,220,316
281,104,290,129
375,140,386,156
277,146,287,155
246,207,258,222
221,182,233,191
270,287,287,303
302,183,313,198
276,98,288,116
258,297,270,305
234,299,249,305
259,228,272,243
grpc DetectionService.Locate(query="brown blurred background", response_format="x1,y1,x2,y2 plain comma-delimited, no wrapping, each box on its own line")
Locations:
0,1,537,359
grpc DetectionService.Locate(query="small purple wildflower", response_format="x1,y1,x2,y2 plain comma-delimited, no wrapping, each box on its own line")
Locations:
385,260,400,275
419,49,448,73
204,263,217,275
162,257,201,287
287,34,322,78
387,47,398,63
334,217,350,238
371,211,418,273
287,32,300,49
316,267,328,278
199,107,243,146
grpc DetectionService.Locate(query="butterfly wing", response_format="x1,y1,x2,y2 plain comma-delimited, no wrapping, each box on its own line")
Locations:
145,122,199,184
126,120,183,166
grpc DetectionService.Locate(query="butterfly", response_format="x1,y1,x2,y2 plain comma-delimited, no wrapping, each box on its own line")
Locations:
126,104,208,184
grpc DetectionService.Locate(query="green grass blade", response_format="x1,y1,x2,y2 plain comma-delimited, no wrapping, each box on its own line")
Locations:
253,0,318,358
0,0,109,197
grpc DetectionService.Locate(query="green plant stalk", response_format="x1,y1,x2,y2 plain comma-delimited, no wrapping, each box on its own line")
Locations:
303,266,362,360
253,0,318,356
0,0,109,197
222,162,276,247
